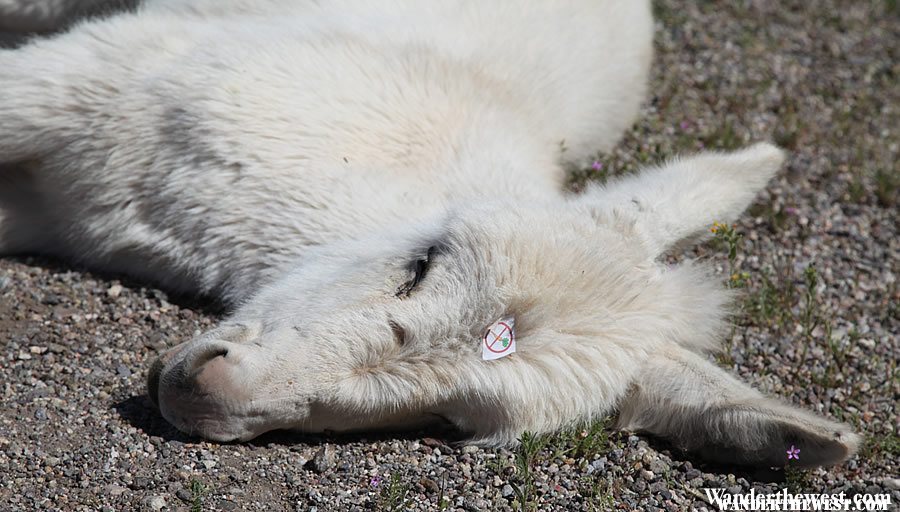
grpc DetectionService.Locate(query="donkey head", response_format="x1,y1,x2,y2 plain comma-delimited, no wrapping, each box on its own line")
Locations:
148,143,859,467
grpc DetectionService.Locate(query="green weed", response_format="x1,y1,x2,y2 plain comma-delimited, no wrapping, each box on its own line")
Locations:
847,177,867,204
796,265,823,365
743,269,795,329
549,419,612,462
493,421,615,510
436,471,451,511
378,473,411,512
862,431,900,463
874,168,898,207
509,431,551,511
784,465,811,494
710,222,749,288
578,475,616,511
189,479,205,512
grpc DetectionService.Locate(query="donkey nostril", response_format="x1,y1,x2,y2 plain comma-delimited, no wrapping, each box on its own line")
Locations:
190,347,229,374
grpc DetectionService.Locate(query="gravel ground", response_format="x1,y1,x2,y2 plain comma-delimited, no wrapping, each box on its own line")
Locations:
1,1,898,510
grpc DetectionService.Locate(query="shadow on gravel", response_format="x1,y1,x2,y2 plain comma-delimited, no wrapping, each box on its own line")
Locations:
246,420,467,450
642,435,787,482
115,394,790,479
114,395,194,442
115,393,466,449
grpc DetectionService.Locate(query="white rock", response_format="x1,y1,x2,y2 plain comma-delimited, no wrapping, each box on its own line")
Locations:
106,284,123,298
145,495,166,510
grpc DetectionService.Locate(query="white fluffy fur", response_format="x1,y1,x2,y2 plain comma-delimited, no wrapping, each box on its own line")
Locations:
0,0,859,467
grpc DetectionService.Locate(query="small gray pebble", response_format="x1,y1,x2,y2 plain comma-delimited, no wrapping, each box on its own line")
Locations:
217,499,238,510
306,445,335,473
649,460,668,474
105,484,127,497
175,488,192,502
41,294,61,305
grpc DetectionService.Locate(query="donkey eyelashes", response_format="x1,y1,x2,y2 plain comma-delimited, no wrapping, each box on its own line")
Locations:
395,245,439,298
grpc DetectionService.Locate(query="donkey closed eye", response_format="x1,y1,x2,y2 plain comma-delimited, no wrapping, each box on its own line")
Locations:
395,245,438,297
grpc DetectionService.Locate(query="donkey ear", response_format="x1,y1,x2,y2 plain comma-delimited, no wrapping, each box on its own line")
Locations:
579,143,785,257
616,345,860,467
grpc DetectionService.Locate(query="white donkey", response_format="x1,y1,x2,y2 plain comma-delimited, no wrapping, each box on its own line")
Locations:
0,0,859,467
